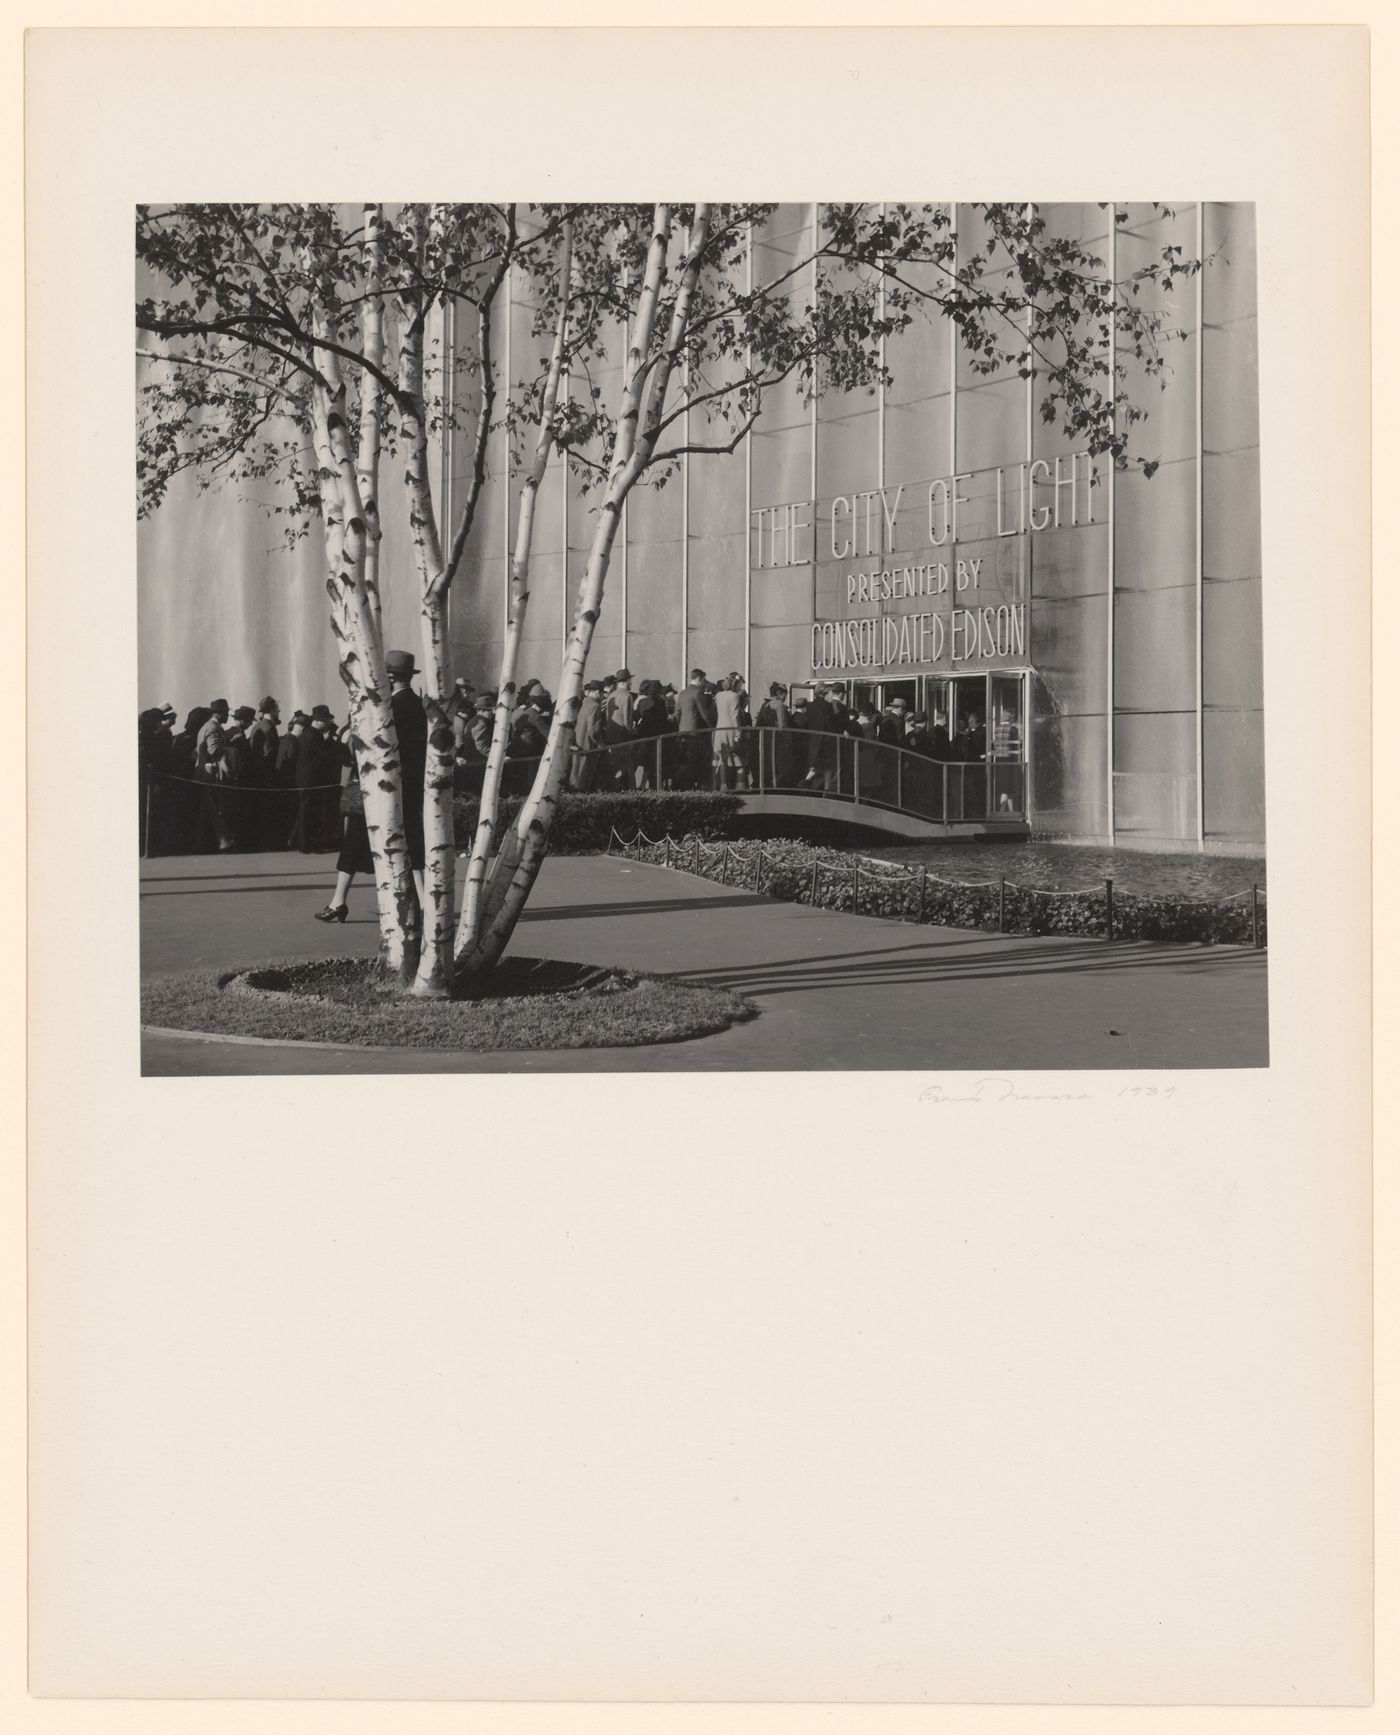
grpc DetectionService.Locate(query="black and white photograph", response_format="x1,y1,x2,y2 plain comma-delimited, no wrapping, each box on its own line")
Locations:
23,20,1376,1718
135,196,1267,1074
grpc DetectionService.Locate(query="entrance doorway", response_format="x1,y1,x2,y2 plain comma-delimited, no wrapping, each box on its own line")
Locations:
851,677,919,715
924,671,1027,817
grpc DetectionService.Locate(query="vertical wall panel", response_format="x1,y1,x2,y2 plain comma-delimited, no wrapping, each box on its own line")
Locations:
1201,202,1264,850
1110,202,1203,844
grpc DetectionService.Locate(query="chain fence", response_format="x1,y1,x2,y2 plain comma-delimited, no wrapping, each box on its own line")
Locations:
606,828,1267,948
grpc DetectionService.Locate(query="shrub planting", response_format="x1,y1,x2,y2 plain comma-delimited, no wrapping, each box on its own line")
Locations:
611,831,1266,948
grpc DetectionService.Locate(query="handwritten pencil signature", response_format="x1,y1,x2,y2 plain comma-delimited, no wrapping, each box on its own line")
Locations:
918,1079,1177,1104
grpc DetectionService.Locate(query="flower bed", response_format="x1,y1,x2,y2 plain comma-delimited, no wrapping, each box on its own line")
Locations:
612,832,1266,948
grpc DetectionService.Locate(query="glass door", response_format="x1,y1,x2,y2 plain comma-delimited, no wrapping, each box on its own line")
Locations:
989,674,1024,760
988,672,1026,815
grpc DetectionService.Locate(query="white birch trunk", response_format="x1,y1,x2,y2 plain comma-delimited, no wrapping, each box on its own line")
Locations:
459,206,711,977
455,219,573,962
398,207,457,998
356,203,386,647
309,291,418,982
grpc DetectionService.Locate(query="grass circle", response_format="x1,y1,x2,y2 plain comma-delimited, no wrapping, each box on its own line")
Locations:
141,955,757,1052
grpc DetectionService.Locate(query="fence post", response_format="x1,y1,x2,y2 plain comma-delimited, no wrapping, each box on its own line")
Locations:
998,876,1006,934
721,843,731,886
694,836,701,875
853,857,861,913
664,835,672,869
1105,877,1115,943
918,865,928,923
809,858,820,905
1251,884,1260,949
896,750,904,811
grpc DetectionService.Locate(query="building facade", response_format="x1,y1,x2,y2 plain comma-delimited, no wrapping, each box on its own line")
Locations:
445,201,1263,853
137,202,1263,854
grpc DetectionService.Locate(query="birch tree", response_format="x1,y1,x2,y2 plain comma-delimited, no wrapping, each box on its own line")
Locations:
136,201,573,992
453,200,1202,977
138,201,1199,998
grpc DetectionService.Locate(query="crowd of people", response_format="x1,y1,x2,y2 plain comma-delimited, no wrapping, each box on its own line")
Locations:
138,662,994,860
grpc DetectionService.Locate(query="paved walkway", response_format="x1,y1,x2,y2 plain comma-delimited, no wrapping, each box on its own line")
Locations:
140,850,1269,1074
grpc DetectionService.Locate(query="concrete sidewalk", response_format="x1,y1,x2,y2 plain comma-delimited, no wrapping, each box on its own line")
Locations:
140,850,1269,1074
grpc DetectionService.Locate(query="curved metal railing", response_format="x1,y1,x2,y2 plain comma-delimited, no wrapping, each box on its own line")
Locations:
454,727,1026,825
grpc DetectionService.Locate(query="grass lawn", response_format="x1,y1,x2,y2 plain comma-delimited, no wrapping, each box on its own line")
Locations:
868,840,1265,899
142,955,757,1051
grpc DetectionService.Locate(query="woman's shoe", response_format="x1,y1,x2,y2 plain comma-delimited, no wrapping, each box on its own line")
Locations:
314,903,348,924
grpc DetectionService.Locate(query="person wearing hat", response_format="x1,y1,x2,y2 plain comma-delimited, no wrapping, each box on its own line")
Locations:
189,698,235,851
602,668,635,787
568,679,605,792
137,707,171,855
800,684,841,791
674,668,716,791
450,689,491,799
221,706,257,847
877,695,908,747
245,696,281,849
275,709,306,847
386,650,427,906
469,690,497,757
292,705,340,853
754,680,794,788
447,676,476,757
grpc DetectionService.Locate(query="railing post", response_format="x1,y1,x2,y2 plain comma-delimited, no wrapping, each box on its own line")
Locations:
809,858,820,905
918,865,928,923
655,735,662,792
853,856,861,912
1105,877,1115,943
998,876,1006,933
1251,883,1260,949
721,843,731,886
664,834,672,869
896,749,903,811
694,836,701,875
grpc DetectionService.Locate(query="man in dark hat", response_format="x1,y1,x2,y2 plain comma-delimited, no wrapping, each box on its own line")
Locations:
293,705,340,852
275,709,306,847
245,697,281,849
674,668,715,790
386,650,427,905
137,707,169,854
191,697,233,850
222,706,257,847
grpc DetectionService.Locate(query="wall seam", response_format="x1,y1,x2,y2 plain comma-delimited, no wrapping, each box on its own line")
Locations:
1195,200,1206,846
1108,204,1117,845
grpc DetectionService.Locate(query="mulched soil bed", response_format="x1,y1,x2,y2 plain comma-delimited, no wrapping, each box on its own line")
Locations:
142,955,756,1051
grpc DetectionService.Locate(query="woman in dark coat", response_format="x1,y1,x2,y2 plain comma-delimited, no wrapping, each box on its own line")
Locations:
314,729,373,923
755,682,794,788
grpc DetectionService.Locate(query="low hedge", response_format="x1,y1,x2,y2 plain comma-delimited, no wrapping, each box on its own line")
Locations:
615,834,1267,948
453,790,745,854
